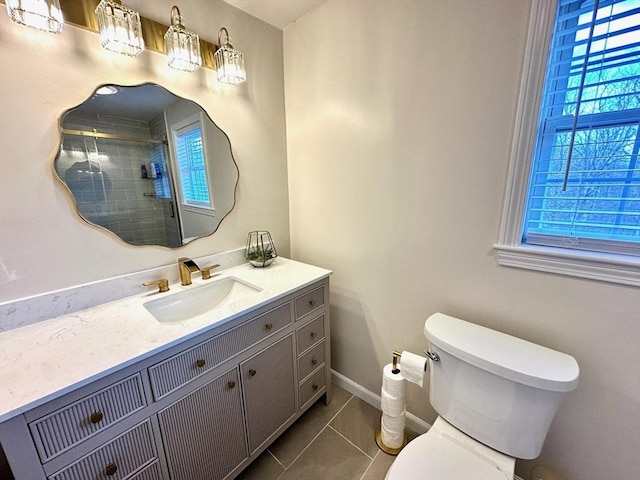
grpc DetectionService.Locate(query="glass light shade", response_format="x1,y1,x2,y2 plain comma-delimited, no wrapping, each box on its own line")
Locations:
95,0,144,57
214,28,246,85
5,0,63,33
164,9,202,72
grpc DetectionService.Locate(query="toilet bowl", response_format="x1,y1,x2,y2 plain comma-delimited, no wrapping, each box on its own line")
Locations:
385,417,515,480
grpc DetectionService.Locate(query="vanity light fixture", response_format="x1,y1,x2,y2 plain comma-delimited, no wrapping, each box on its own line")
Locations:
5,0,63,33
94,0,144,57
164,5,202,72
214,27,246,84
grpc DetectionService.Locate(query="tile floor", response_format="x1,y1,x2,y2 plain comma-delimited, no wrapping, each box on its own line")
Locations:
236,383,412,480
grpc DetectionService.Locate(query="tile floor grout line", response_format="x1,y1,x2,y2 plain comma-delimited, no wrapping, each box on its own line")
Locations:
274,392,357,480
275,425,329,480
328,424,375,461
358,450,381,480
266,448,286,471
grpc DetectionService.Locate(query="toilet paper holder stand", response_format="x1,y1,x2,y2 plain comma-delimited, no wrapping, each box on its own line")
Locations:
391,349,438,375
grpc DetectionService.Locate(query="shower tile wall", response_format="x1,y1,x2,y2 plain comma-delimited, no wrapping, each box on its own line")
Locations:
58,111,178,247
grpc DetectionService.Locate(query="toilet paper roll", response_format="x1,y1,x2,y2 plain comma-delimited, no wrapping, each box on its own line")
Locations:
382,363,407,398
382,411,406,431
381,422,404,449
380,412,406,449
381,390,406,416
399,351,427,387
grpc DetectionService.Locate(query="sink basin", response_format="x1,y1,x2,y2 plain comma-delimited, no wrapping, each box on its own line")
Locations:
144,277,262,323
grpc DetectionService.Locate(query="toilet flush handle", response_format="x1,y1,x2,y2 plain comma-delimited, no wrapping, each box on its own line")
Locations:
424,350,440,362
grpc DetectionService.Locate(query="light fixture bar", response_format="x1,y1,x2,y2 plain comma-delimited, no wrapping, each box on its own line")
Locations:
7,0,221,70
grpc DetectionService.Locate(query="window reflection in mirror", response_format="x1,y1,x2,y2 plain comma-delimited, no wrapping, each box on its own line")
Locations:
54,84,238,248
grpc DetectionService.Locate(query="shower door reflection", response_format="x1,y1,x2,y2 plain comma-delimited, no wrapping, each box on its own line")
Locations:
58,132,182,247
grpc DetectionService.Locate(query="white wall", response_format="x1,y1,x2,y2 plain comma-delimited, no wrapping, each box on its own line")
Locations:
284,1,640,479
0,0,289,302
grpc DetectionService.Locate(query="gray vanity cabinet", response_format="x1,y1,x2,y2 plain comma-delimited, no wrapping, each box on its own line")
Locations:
240,335,296,454
0,277,330,480
157,368,247,480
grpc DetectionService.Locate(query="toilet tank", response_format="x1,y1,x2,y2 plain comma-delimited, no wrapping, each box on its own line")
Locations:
424,313,579,459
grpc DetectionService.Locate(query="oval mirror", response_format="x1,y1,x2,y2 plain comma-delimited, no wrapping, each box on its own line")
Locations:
54,83,239,248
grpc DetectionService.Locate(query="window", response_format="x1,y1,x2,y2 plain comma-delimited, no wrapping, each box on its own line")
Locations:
172,114,213,212
495,0,640,286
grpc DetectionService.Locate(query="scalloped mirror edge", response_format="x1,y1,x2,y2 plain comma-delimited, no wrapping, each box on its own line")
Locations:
53,83,239,249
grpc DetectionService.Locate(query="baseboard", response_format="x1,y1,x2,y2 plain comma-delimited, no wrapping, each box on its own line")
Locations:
331,369,431,435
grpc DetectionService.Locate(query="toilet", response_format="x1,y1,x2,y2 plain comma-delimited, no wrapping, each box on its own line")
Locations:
385,313,579,479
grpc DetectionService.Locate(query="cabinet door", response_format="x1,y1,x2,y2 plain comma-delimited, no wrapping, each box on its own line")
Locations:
157,368,247,480
241,335,296,453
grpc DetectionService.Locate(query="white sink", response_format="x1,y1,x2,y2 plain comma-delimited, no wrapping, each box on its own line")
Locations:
144,277,262,323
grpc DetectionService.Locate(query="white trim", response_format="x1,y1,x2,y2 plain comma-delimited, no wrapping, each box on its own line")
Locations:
498,0,556,247
495,0,640,287
331,369,431,435
494,244,640,286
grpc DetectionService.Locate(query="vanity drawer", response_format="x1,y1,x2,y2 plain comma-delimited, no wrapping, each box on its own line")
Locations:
296,315,325,354
297,340,325,381
30,374,146,463
150,302,292,399
48,420,157,480
299,366,326,409
295,286,324,320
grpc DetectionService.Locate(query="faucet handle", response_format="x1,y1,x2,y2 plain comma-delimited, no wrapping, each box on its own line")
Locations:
201,264,221,280
143,279,170,293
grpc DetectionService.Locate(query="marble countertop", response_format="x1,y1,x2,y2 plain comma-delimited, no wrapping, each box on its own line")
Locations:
0,258,331,423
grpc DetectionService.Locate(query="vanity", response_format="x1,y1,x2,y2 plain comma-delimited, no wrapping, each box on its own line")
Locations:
0,258,331,480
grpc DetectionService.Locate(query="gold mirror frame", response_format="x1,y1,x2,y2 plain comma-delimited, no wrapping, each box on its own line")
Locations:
53,83,239,248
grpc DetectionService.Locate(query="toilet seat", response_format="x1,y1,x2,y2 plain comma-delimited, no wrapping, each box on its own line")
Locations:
385,418,514,480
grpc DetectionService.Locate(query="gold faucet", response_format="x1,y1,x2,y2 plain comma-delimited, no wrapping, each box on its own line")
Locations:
201,264,221,280
143,279,170,293
178,257,200,285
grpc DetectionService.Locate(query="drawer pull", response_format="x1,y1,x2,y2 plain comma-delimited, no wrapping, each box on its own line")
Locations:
196,359,206,368
312,383,319,391
310,331,316,339
248,369,257,377
89,411,104,424
308,300,316,307
311,358,318,366
265,323,273,331
228,380,236,389
105,463,118,476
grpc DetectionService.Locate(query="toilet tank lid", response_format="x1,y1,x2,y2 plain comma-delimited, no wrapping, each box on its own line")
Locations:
424,313,579,392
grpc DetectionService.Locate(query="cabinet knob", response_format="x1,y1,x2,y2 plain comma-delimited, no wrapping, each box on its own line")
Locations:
105,464,118,476
310,331,316,339
312,384,319,391
248,369,257,377
196,358,206,368
311,358,318,366
265,323,273,331
228,380,236,389
90,411,104,424
308,300,315,307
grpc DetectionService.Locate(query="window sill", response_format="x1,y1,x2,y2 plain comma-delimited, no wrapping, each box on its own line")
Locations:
494,244,640,287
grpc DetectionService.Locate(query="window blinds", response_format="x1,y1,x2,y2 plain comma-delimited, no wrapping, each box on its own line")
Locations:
175,126,211,207
524,0,639,255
